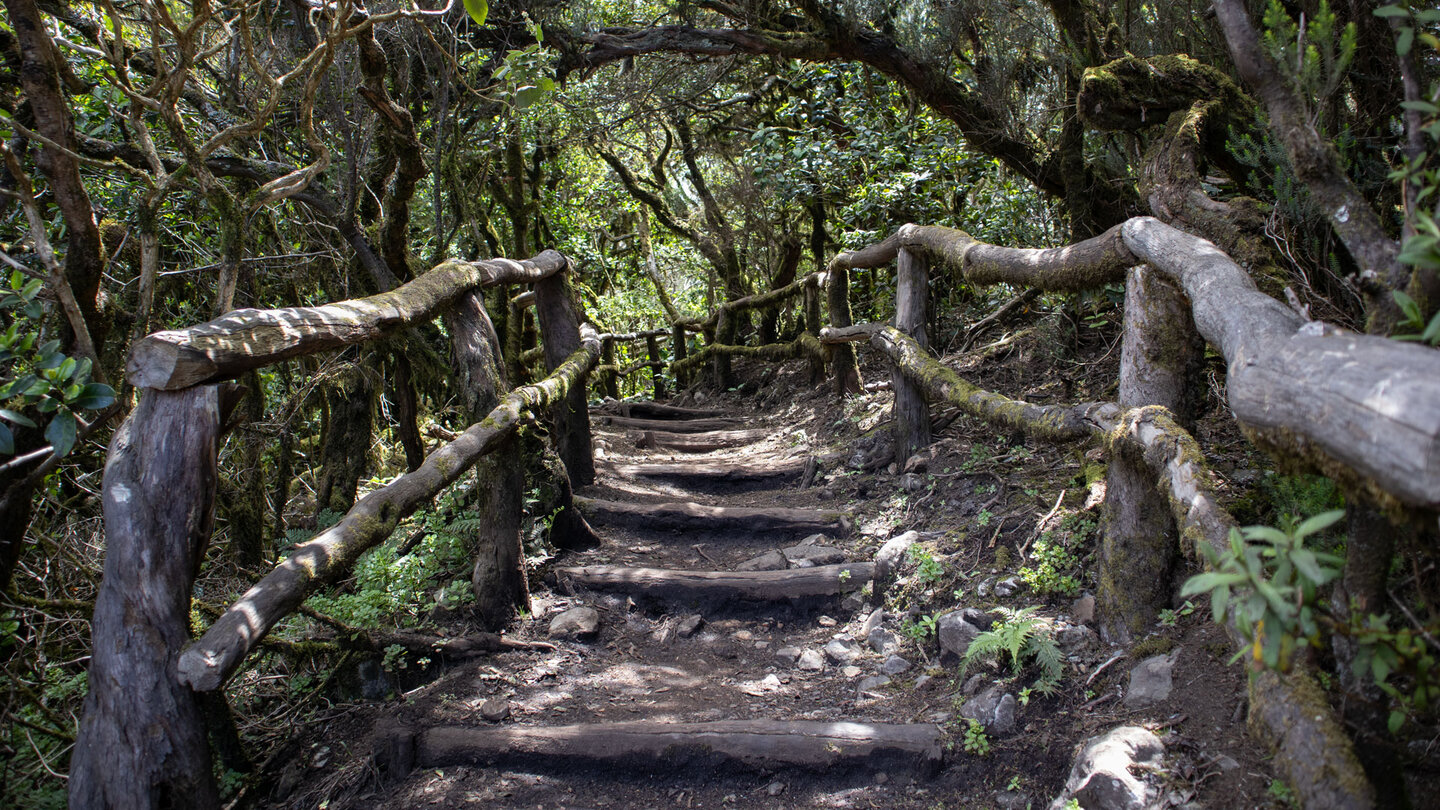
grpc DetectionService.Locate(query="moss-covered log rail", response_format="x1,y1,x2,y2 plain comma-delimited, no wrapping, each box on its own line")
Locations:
177,328,602,692
670,333,825,378
849,218,1440,512
127,251,569,390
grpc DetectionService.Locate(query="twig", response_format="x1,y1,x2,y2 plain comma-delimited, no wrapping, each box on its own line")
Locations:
1390,591,1440,655
692,543,719,565
1086,651,1126,686
1020,489,1066,559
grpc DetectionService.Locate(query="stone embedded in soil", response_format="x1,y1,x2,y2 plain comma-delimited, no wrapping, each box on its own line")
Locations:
873,531,920,594
1124,653,1176,708
880,655,912,675
799,532,829,545
676,614,704,638
1050,726,1165,810
782,542,846,566
842,665,863,678
1058,624,1100,657
901,473,926,492
962,674,986,695
480,698,511,722
937,611,982,658
859,609,887,640
868,627,899,655
548,607,601,640
736,550,788,571
817,615,837,627
824,639,860,665
767,781,786,796
994,576,1022,597
858,675,891,695
1072,594,1097,625
774,646,802,664
914,674,934,691
961,684,1018,734
797,649,826,671
996,791,1029,810
903,453,930,474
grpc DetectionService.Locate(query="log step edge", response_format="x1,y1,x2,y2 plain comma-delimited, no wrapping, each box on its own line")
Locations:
376,719,944,781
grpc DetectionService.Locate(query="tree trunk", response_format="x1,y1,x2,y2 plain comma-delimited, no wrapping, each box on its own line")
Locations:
671,323,690,389
71,387,225,810
827,267,862,396
444,291,527,630
646,335,668,399
390,352,425,472
1100,266,1204,643
315,364,374,514
221,373,267,568
803,276,826,386
600,339,621,399
534,268,595,487
891,249,932,465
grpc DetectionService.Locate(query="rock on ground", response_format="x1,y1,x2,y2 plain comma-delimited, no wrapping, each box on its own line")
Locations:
736,550,788,571
1049,726,1165,810
960,684,1017,735
548,607,600,640
1124,652,1177,708
937,611,982,658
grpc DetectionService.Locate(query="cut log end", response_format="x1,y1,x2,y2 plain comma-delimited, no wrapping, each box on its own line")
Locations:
126,337,219,390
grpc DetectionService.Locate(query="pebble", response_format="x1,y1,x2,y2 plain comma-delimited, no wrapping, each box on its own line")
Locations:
1072,594,1096,625
817,615,837,627
766,781,786,797
857,675,891,695
733,630,753,641
841,665,863,678
774,646,802,664
824,639,860,665
676,614,704,638
797,649,825,671
480,698,511,722
880,655,912,675
937,611,981,658
994,576,1022,597
868,627,899,655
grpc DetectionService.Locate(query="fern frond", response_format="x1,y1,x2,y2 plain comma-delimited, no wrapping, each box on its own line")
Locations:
1027,634,1065,689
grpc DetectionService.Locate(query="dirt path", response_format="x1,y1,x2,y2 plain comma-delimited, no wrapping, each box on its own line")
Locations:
264,383,1281,810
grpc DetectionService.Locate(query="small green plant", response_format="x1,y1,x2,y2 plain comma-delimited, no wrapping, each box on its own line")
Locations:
1019,532,1081,597
962,718,991,756
963,606,1065,693
901,613,938,642
908,545,945,587
1267,778,1298,808
1181,511,1345,671
1017,686,1033,706
1159,600,1197,628
0,269,116,457
976,508,992,527
1006,774,1022,791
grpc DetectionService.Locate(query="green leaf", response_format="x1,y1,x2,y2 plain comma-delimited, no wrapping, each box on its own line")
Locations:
45,409,76,459
1294,509,1345,540
1373,5,1411,18
0,408,37,428
0,422,11,455
55,356,77,382
1400,100,1440,115
462,0,488,27
539,77,556,94
1289,549,1333,585
1398,26,1414,56
513,85,543,109
1180,571,1244,596
1389,710,1406,735
69,382,115,411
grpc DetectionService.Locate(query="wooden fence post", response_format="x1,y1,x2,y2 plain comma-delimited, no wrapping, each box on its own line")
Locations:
1099,265,1204,643
444,291,528,629
601,338,621,399
71,386,228,810
803,275,826,386
827,267,862,396
646,334,668,399
713,306,736,390
534,262,596,487
892,248,932,464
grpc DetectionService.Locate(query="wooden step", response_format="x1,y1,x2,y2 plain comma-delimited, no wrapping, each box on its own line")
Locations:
611,459,807,490
555,563,873,601
598,415,746,433
378,719,943,778
574,496,845,535
594,401,728,420
628,428,770,452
